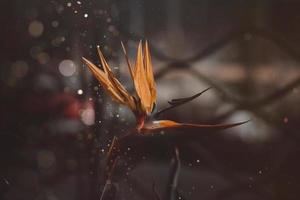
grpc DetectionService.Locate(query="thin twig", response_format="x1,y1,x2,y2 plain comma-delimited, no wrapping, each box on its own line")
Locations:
99,157,119,200
99,128,137,200
166,147,181,200
99,179,111,200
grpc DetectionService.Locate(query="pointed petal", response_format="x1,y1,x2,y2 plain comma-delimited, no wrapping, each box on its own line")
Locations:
97,46,112,75
98,47,137,110
82,57,110,88
120,41,134,81
133,41,152,114
142,120,249,133
96,46,128,98
82,55,136,112
134,40,143,75
144,40,156,111
82,57,124,103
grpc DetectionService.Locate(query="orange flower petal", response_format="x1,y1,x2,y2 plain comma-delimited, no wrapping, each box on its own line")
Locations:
82,49,136,112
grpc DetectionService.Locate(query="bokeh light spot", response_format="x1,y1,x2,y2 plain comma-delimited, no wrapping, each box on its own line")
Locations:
51,20,59,28
77,89,83,95
28,20,44,37
81,108,95,126
58,60,77,77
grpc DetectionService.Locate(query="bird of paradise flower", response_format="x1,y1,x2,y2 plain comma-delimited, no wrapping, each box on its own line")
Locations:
82,41,248,134
83,41,249,200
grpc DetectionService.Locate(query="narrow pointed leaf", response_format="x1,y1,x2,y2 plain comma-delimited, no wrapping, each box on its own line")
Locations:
168,87,211,105
154,88,211,118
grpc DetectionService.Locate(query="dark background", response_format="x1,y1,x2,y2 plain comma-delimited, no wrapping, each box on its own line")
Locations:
1,0,300,200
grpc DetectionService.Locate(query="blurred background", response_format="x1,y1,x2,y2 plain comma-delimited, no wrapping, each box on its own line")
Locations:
1,0,300,199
